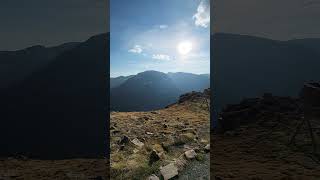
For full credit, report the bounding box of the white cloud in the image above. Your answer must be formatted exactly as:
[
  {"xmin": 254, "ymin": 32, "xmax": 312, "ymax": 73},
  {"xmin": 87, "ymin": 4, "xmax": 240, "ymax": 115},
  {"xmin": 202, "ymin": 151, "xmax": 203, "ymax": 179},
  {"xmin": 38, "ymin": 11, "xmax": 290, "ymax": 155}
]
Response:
[
  {"xmin": 193, "ymin": 0, "xmax": 210, "ymax": 28},
  {"xmin": 128, "ymin": 45, "xmax": 143, "ymax": 54},
  {"xmin": 159, "ymin": 25, "xmax": 168, "ymax": 29},
  {"xmin": 152, "ymin": 54, "xmax": 171, "ymax": 61}
]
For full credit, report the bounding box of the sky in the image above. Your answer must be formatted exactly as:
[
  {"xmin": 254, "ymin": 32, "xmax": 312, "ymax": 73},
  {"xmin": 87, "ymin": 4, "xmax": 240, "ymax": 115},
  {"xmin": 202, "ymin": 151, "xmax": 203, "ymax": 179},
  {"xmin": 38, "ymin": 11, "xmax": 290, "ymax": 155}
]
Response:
[
  {"xmin": 1, "ymin": 0, "xmax": 318, "ymax": 63},
  {"xmin": 212, "ymin": 0, "xmax": 320, "ymax": 40},
  {"xmin": 110, "ymin": 0, "xmax": 210, "ymax": 77},
  {"xmin": 0, "ymin": 0, "xmax": 108, "ymax": 50}
]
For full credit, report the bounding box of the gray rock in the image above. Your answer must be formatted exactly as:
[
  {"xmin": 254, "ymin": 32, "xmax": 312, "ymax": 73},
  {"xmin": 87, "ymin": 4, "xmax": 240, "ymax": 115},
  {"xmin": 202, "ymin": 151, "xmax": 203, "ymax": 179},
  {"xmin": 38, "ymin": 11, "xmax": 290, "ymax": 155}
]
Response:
[
  {"xmin": 131, "ymin": 138, "xmax": 144, "ymax": 148},
  {"xmin": 204, "ymin": 144, "xmax": 210, "ymax": 152},
  {"xmin": 162, "ymin": 136, "xmax": 175, "ymax": 151},
  {"xmin": 147, "ymin": 174, "xmax": 160, "ymax": 180},
  {"xmin": 185, "ymin": 149, "xmax": 197, "ymax": 159},
  {"xmin": 175, "ymin": 154, "xmax": 187, "ymax": 171},
  {"xmin": 160, "ymin": 163, "xmax": 179, "ymax": 180}
]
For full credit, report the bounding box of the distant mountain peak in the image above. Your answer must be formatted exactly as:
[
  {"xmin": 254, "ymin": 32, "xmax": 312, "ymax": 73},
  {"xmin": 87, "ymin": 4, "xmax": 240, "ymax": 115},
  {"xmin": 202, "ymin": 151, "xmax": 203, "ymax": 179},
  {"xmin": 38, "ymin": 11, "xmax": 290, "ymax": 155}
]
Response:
[
  {"xmin": 110, "ymin": 70, "xmax": 210, "ymax": 111},
  {"xmin": 137, "ymin": 70, "xmax": 165, "ymax": 75},
  {"xmin": 25, "ymin": 45, "xmax": 46, "ymax": 51}
]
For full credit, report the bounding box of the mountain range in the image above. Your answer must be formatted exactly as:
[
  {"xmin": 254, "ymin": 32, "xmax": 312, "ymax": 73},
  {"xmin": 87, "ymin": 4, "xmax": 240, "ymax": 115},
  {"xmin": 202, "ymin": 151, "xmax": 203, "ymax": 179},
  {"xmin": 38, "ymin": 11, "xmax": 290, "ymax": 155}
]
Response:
[
  {"xmin": 110, "ymin": 71, "xmax": 210, "ymax": 111},
  {"xmin": 1, "ymin": 32, "xmax": 320, "ymax": 157},
  {"xmin": 212, "ymin": 33, "xmax": 320, "ymax": 111},
  {"xmin": 0, "ymin": 34, "xmax": 108, "ymax": 159}
]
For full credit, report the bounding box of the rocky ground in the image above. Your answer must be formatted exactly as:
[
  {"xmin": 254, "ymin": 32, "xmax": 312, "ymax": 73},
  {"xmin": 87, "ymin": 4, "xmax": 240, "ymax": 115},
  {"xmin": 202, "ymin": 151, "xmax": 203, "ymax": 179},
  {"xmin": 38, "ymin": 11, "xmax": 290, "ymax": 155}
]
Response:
[
  {"xmin": 178, "ymin": 153, "xmax": 210, "ymax": 180},
  {"xmin": 0, "ymin": 158, "xmax": 108, "ymax": 179},
  {"xmin": 110, "ymin": 90, "xmax": 210, "ymax": 180},
  {"xmin": 3, "ymin": 88, "xmax": 320, "ymax": 180},
  {"xmin": 212, "ymin": 93, "xmax": 320, "ymax": 180}
]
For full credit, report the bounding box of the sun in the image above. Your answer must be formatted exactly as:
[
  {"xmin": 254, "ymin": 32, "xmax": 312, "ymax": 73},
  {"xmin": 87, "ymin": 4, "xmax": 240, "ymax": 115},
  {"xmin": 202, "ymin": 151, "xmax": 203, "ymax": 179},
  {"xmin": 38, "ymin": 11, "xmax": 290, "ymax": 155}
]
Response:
[{"xmin": 177, "ymin": 41, "xmax": 192, "ymax": 55}]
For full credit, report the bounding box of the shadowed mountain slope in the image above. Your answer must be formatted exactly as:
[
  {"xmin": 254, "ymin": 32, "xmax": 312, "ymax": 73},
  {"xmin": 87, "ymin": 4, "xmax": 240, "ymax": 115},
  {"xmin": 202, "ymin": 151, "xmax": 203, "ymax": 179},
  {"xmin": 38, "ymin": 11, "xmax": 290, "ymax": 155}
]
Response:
[
  {"xmin": 110, "ymin": 71, "xmax": 210, "ymax": 112},
  {"xmin": 111, "ymin": 71, "xmax": 182, "ymax": 111},
  {"xmin": 110, "ymin": 75, "xmax": 134, "ymax": 88},
  {"xmin": 0, "ymin": 33, "xmax": 109, "ymax": 159},
  {"xmin": 0, "ymin": 42, "xmax": 80, "ymax": 90},
  {"xmin": 212, "ymin": 33, "xmax": 320, "ymax": 111}
]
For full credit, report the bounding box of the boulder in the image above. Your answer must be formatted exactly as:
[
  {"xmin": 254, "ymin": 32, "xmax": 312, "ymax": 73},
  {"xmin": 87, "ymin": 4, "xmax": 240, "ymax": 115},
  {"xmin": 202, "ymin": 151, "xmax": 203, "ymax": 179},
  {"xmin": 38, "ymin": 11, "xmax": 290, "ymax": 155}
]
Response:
[
  {"xmin": 185, "ymin": 149, "xmax": 197, "ymax": 159},
  {"xmin": 162, "ymin": 136, "xmax": 175, "ymax": 151},
  {"xmin": 131, "ymin": 138, "xmax": 144, "ymax": 148},
  {"xmin": 160, "ymin": 163, "xmax": 179, "ymax": 180},
  {"xmin": 147, "ymin": 174, "xmax": 160, "ymax": 180},
  {"xmin": 176, "ymin": 133, "xmax": 195, "ymax": 144},
  {"xmin": 204, "ymin": 144, "xmax": 210, "ymax": 152}
]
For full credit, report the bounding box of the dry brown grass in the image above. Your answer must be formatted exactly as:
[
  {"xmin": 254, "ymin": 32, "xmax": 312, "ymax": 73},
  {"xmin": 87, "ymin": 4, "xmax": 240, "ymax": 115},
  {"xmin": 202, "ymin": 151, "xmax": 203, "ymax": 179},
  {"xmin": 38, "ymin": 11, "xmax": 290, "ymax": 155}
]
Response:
[
  {"xmin": 110, "ymin": 100, "xmax": 210, "ymax": 179},
  {"xmin": 0, "ymin": 158, "xmax": 108, "ymax": 179}
]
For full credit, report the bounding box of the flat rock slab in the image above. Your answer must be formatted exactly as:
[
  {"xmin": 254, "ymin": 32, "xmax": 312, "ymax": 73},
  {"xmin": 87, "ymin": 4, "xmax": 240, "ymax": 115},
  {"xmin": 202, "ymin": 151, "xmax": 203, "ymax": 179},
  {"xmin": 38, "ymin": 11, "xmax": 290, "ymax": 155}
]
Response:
[
  {"xmin": 131, "ymin": 138, "xmax": 144, "ymax": 148},
  {"xmin": 160, "ymin": 163, "xmax": 179, "ymax": 180}
]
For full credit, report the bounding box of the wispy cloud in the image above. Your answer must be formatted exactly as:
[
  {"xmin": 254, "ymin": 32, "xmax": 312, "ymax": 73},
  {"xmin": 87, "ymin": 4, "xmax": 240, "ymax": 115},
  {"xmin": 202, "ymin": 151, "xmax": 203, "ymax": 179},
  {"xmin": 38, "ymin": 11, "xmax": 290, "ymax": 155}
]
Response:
[
  {"xmin": 159, "ymin": 24, "xmax": 168, "ymax": 29},
  {"xmin": 128, "ymin": 45, "xmax": 143, "ymax": 54},
  {"xmin": 193, "ymin": 0, "xmax": 210, "ymax": 28},
  {"xmin": 152, "ymin": 54, "xmax": 171, "ymax": 61}
]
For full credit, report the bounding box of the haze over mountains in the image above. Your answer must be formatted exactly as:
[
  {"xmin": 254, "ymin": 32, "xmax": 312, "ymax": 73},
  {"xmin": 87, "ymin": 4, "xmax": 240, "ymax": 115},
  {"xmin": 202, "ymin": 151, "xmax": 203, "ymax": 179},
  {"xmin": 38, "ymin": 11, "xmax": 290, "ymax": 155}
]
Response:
[
  {"xmin": 110, "ymin": 71, "xmax": 210, "ymax": 111},
  {"xmin": 212, "ymin": 33, "xmax": 320, "ymax": 111}
]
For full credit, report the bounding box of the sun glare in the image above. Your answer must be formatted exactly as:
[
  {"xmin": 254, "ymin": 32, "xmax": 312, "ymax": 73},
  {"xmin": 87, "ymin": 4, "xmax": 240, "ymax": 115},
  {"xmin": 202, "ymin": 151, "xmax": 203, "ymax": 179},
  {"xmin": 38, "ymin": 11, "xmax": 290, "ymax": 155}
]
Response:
[{"xmin": 177, "ymin": 41, "xmax": 193, "ymax": 55}]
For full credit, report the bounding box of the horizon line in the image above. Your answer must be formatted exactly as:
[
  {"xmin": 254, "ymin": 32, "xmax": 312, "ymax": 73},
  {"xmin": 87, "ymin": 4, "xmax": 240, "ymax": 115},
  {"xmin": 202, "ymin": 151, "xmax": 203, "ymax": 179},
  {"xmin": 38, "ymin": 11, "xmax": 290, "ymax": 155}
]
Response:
[{"xmin": 110, "ymin": 70, "xmax": 210, "ymax": 78}]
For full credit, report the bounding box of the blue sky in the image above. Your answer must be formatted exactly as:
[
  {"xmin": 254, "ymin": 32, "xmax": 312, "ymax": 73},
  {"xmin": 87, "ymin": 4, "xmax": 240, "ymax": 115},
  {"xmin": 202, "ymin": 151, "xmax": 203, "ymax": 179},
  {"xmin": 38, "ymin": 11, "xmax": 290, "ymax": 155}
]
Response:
[{"xmin": 110, "ymin": 0, "xmax": 210, "ymax": 77}]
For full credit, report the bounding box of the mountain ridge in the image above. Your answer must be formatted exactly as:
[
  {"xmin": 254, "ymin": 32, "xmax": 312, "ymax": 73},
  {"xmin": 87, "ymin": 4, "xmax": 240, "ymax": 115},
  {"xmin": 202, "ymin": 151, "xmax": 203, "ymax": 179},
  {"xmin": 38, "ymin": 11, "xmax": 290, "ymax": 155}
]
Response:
[
  {"xmin": 110, "ymin": 70, "xmax": 210, "ymax": 111},
  {"xmin": 212, "ymin": 33, "xmax": 320, "ymax": 111},
  {"xmin": 0, "ymin": 33, "xmax": 109, "ymax": 159},
  {"xmin": 0, "ymin": 41, "xmax": 81, "ymax": 90}
]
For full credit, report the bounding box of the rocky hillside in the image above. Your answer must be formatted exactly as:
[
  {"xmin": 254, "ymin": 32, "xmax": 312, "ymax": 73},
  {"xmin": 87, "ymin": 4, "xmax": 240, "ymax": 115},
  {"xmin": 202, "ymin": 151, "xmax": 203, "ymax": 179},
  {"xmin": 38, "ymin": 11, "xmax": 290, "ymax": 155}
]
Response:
[
  {"xmin": 110, "ymin": 89, "xmax": 210, "ymax": 180},
  {"xmin": 213, "ymin": 88, "xmax": 320, "ymax": 179}
]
